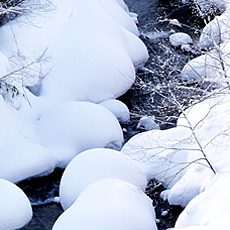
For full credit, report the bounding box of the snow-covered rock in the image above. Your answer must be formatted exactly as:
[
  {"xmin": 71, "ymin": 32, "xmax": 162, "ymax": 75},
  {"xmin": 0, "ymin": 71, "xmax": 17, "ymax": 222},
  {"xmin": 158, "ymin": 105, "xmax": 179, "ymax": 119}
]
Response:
[
  {"xmin": 59, "ymin": 148, "xmax": 147, "ymax": 210},
  {"xmin": 169, "ymin": 32, "xmax": 193, "ymax": 47},
  {"xmin": 121, "ymin": 126, "xmax": 192, "ymax": 187},
  {"xmin": 36, "ymin": 102, "xmax": 124, "ymax": 168},
  {"xmin": 169, "ymin": 19, "xmax": 182, "ymax": 28},
  {"xmin": 181, "ymin": 40, "xmax": 230, "ymax": 85},
  {"xmin": 100, "ymin": 99, "xmax": 130, "ymax": 124},
  {"xmin": 199, "ymin": 12, "xmax": 230, "ymax": 49},
  {"xmin": 0, "ymin": 179, "xmax": 32, "ymax": 229},
  {"xmin": 136, "ymin": 116, "xmax": 159, "ymax": 131},
  {"xmin": 53, "ymin": 179, "xmax": 157, "ymax": 230}
]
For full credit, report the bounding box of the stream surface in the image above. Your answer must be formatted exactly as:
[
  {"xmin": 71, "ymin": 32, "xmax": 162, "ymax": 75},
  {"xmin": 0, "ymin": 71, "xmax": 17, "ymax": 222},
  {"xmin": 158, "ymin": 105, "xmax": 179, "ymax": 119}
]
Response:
[{"xmin": 18, "ymin": 0, "xmax": 204, "ymax": 229}]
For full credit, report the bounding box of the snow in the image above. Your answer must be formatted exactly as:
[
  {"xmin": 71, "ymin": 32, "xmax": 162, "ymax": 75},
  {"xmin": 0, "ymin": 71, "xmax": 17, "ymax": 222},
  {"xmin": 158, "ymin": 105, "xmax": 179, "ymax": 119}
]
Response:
[
  {"xmin": 0, "ymin": 179, "xmax": 32, "ymax": 229},
  {"xmin": 59, "ymin": 148, "xmax": 147, "ymax": 210},
  {"xmin": 100, "ymin": 99, "xmax": 130, "ymax": 124},
  {"xmin": 36, "ymin": 101, "xmax": 124, "ymax": 168},
  {"xmin": 0, "ymin": 0, "xmax": 149, "ymax": 184},
  {"xmin": 169, "ymin": 19, "xmax": 182, "ymax": 28},
  {"xmin": 121, "ymin": 126, "xmax": 192, "ymax": 188},
  {"xmin": 0, "ymin": 0, "xmax": 148, "ymax": 106},
  {"xmin": 53, "ymin": 179, "xmax": 157, "ymax": 230},
  {"xmin": 123, "ymin": 92, "xmax": 230, "ymax": 228},
  {"xmin": 136, "ymin": 116, "xmax": 159, "ymax": 131},
  {"xmin": 169, "ymin": 32, "xmax": 193, "ymax": 47}
]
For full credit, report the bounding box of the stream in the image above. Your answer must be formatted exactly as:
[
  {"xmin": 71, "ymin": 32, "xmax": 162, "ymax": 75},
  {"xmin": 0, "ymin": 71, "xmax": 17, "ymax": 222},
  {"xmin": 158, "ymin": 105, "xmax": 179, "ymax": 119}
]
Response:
[{"xmin": 18, "ymin": 0, "xmax": 208, "ymax": 229}]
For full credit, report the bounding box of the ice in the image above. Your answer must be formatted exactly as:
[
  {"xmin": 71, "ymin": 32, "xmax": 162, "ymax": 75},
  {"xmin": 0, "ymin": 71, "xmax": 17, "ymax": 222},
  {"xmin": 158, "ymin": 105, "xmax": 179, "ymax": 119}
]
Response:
[
  {"xmin": 53, "ymin": 179, "xmax": 157, "ymax": 230},
  {"xmin": 0, "ymin": 179, "xmax": 32, "ymax": 229},
  {"xmin": 59, "ymin": 148, "xmax": 147, "ymax": 210}
]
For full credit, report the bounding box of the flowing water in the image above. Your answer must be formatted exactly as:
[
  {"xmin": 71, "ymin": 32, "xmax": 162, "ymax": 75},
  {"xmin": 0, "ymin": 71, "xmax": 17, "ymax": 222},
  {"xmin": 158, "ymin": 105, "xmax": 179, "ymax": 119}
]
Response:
[{"xmin": 18, "ymin": 0, "xmax": 207, "ymax": 229}]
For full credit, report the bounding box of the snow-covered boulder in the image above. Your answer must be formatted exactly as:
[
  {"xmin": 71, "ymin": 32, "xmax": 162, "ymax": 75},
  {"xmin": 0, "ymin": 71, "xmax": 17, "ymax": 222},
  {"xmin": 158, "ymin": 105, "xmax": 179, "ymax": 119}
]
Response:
[
  {"xmin": 59, "ymin": 148, "xmax": 147, "ymax": 210},
  {"xmin": 0, "ymin": 179, "xmax": 32, "ymax": 229},
  {"xmin": 100, "ymin": 99, "xmax": 130, "ymax": 124},
  {"xmin": 136, "ymin": 116, "xmax": 159, "ymax": 131},
  {"xmin": 181, "ymin": 40, "xmax": 230, "ymax": 85},
  {"xmin": 53, "ymin": 179, "xmax": 157, "ymax": 230},
  {"xmin": 169, "ymin": 32, "xmax": 193, "ymax": 47},
  {"xmin": 121, "ymin": 127, "xmax": 192, "ymax": 187},
  {"xmin": 36, "ymin": 102, "xmax": 124, "ymax": 167}
]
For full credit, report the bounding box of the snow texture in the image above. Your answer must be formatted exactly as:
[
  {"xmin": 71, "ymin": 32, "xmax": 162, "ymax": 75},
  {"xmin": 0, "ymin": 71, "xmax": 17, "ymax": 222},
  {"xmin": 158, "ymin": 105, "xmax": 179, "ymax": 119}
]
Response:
[
  {"xmin": 0, "ymin": 179, "xmax": 32, "ymax": 229},
  {"xmin": 53, "ymin": 179, "xmax": 157, "ymax": 230}
]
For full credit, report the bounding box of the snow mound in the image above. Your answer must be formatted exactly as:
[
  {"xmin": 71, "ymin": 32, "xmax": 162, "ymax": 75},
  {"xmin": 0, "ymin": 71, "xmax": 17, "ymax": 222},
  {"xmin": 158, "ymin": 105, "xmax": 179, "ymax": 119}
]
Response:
[
  {"xmin": 59, "ymin": 148, "xmax": 147, "ymax": 210},
  {"xmin": 36, "ymin": 101, "xmax": 124, "ymax": 168},
  {"xmin": 181, "ymin": 41, "xmax": 230, "ymax": 85},
  {"xmin": 0, "ymin": 179, "xmax": 32, "ymax": 229},
  {"xmin": 0, "ymin": 0, "xmax": 148, "ymax": 106},
  {"xmin": 53, "ymin": 179, "xmax": 157, "ymax": 230},
  {"xmin": 100, "ymin": 99, "xmax": 130, "ymax": 124},
  {"xmin": 136, "ymin": 116, "xmax": 159, "ymax": 131},
  {"xmin": 169, "ymin": 32, "xmax": 193, "ymax": 47},
  {"xmin": 121, "ymin": 127, "xmax": 192, "ymax": 187}
]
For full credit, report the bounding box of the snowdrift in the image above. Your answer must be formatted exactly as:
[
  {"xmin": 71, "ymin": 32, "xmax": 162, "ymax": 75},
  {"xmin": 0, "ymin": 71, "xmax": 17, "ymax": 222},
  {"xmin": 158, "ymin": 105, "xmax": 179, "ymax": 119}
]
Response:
[{"xmin": 53, "ymin": 179, "xmax": 157, "ymax": 230}]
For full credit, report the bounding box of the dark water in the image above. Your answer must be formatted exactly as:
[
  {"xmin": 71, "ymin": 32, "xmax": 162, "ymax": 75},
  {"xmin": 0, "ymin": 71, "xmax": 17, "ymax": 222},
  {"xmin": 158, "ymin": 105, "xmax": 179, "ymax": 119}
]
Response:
[{"xmin": 18, "ymin": 0, "xmax": 208, "ymax": 229}]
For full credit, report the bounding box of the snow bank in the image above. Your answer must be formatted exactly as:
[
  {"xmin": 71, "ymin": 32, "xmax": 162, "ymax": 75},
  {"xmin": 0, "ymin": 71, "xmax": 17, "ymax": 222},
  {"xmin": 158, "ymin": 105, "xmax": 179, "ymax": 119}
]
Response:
[
  {"xmin": 53, "ymin": 179, "xmax": 157, "ymax": 230},
  {"xmin": 174, "ymin": 174, "xmax": 230, "ymax": 230},
  {"xmin": 59, "ymin": 148, "xmax": 147, "ymax": 210},
  {"xmin": 0, "ymin": 179, "xmax": 32, "ymax": 229},
  {"xmin": 36, "ymin": 102, "xmax": 124, "ymax": 168},
  {"xmin": 0, "ymin": 0, "xmax": 148, "ymax": 106},
  {"xmin": 100, "ymin": 99, "xmax": 130, "ymax": 124},
  {"xmin": 122, "ymin": 93, "xmax": 230, "ymax": 208}
]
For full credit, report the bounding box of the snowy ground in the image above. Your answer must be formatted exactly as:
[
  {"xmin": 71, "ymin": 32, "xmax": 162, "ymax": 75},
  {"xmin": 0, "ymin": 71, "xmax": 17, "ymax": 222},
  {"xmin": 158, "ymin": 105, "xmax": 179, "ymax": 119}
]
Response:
[{"xmin": 1, "ymin": 0, "xmax": 230, "ymax": 229}]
